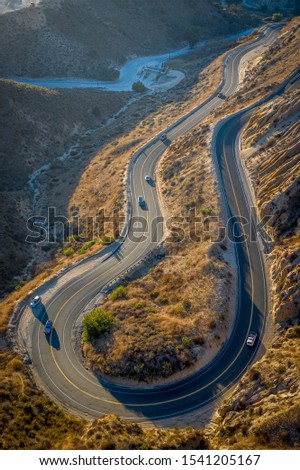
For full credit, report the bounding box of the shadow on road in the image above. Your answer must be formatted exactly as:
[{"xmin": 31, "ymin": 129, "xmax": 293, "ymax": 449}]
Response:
[
  {"xmin": 31, "ymin": 304, "xmax": 48, "ymax": 325},
  {"xmin": 46, "ymin": 328, "xmax": 61, "ymax": 350},
  {"xmin": 148, "ymin": 179, "xmax": 156, "ymax": 188}
]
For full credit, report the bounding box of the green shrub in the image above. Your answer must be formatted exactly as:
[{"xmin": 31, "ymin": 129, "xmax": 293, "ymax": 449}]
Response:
[
  {"xmin": 110, "ymin": 285, "xmax": 128, "ymax": 301},
  {"xmin": 102, "ymin": 235, "xmax": 115, "ymax": 244},
  {"xmin": 272, "ymin": 13, "xmax": 282, "ymax": 22},
  {"xmin": 183, "ymin": 201, "xmax": 195, "ymax": 209},
  {"xmin": 81, "ymin": 240, "xmax": 96, "ymax": 251},
  {"xmin": 78, "ymin": 240, "xmax": 96, "ymax": 255},
  {"xmin": 83, "ymin": 308, "xmax": 115, "ymax": 342},
  {"xmin": 174, "ymin": 304, "xmax": 185, "ymax": 315},
  {"xmin": 68, "ymin": 234, "xmax": 80, "ymax": 241},
  {"xmin": 182, "ymin": 336, "xmax": 192, "ymax": 347},
  {"xmin": 150, "ymin": 291, "xmax": 159, "ymax": 299},
  {"xmin": 202, "ymin": 207, "xmax": 213, "ymax": 215},
  {"xmin": 134, "ymin": 303, "xmax": 144, "ymax": 310},
  {"xmin": 132, "ymin": 81, "xmax": 148, "ymax": 93},
  {"xmin": 64, "ymin": 247, "xmax": 74, "ymax": 256},
  {"xmin": 160, "ymin": 297, "xmax": 169, "ymax": 305}
]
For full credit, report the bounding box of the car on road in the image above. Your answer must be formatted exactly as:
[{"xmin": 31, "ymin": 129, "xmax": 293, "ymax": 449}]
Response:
[
  {"xmin": 137, "ymin": 195, "xmax": 145, "ymax": 205},
  {"xmin": 218, "ymin": 92, "xmax": 226, "ymax": 99},
  {"xmin": 246, "ymin": 332, "xmax": 257, "ymax": 347},
  {"xmin": 160, "ymin": 133, "xmax": 167, "ymax": 142},
  {"xmin": 30, "ymin": 295, "xmax": 41, "ymax": 308},
  {"xmin": 145, "ymin": 175, "xmax": 151, "ymax": 182},
  {"xmin": 44, "ymin": 320, "xmax": 53, "ymax": 335}
]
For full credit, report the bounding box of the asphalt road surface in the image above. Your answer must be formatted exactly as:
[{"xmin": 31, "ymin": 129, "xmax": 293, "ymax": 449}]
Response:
[{"xmin": 27, "ymin": 25, "xmax": 281, "ymax": 422}]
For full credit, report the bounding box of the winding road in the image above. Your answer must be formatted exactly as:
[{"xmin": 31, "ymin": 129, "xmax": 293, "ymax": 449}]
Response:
[{"xmin": 23, "ymin": 25, "xmax": 282, "ymax": 422}]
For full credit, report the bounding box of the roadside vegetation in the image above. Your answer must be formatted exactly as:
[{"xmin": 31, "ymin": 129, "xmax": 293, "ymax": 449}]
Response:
[
  {"xmin": 0, "ymin": 349, "xmax": 209, "ymax": 450},
  {"xmin": 208, "ymin": 19, "xmax": 300, "ymax": 449},
  {"xmin": 132, "ymin": 81, "xmax": 148, "ymax": 93},
  {"xmin": 0, "ymin": 12, "xmax": 299, "ymax": 450},
  {"xmin": 83, "ymin": 120, "xmax": 235, "ymax": 383},
  {"xmin": 83, "ymin": 309, "xmax": 115, "ymax": 343}
]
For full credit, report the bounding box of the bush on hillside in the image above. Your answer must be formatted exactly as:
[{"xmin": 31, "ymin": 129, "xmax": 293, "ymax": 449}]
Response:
[
  {"xmin": 83, "ymin": 308, "xmax": 115, "ymax": 342},
  {"xmin": 132, "ymin": 81, "xmax": 147, "ymax": 93}
]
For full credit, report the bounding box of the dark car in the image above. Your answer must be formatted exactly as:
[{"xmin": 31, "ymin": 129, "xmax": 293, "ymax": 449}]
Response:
[
  {"xmin": 44, "ymin": 320, "xmax": 53, "ymax": 335},
  {"xmin": 138, "ymin": 195, "xmax": 145, "ymax": 205}
]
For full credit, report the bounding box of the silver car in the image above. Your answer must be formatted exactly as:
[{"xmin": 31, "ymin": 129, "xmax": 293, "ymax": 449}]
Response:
[
  {"xmin": 246, "ymin": 332, "xmax": 257, "ymax": 347},
  {"xmin": 30, "ymin": 295, "xmax": 41, "ymax": 308}
]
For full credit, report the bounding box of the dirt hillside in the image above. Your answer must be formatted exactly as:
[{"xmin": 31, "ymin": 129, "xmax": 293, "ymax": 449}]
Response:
[{"xmin": 0, "ymin": 0, "xmax": 258, "ymax": 79}]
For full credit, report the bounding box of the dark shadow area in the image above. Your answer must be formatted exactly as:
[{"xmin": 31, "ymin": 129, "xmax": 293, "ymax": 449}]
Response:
[
  {"xmin": 148, "ymin": 179, "xmax": 156, "ymax": 188},
  {"xmin": 0, "ymin": 31, "xmax": 254, "ymax": 294},
  {"xmin": 140, "ymin": 202, "xmax": 148, "ymax": 211},
  {"xmin": 46, "ymin": 328, "xmax": 60, "ymax": 350},
  {"xmin": 31, "ymin": 304, "xmax": 48, "ymax": 325},
  {"xmin": 160, "ymin": 138, "xmax": 171, "ymax": 146},
  {"xmin": 113, "ymin": 247, "xmax": 124, "ymax": 261}
]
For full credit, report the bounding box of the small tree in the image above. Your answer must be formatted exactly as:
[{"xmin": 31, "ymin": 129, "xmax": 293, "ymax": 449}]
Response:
[
  {"xmin": 132, "ymin": 81, "xmax": 147, "ymax": 93},
  {"xmin": 272, "ymin": 12, "xmax": 283, "ymax": 22},
  {"xmin": 83, "ymin": 308, "xmax": 115, "ymax": 342},
  {"xmin": 110, "ymin": 285, "xmax": 128, "ymax": 301}
]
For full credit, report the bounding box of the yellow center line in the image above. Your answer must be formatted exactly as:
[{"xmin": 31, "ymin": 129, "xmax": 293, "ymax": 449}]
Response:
[
  {"xmin": 47, "ymin": 29, "xmax": 276, "ymax": 407},
  {"xmin": 48, "ymin": 122, "xmax": 256, "ymax": 408}
]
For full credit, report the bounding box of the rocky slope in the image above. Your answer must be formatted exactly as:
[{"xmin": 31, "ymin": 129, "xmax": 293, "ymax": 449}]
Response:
[
  {"xmin": 83, "ymin": 121, "xmax": 236, "ymax": 383},
  {"xmin": 0, "ymin": 79, "xmax": 129, "ymax": 294},
  {"xmin": 243, "ymin": 89, "xmax": 300, "ymax": 323},
  {"xmin": 0, "ymin": 0, "xmax": 258, "ymax": 79},
  {"xmin": 210, "ymin": 62, "xmax": 300, "ymax": 449}
]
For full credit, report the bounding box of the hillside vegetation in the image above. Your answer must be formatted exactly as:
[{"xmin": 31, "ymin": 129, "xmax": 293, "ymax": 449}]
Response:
[
  {"xmin": 0, "ymin": 349, "xmax": 209, "ymax": 450},
  {"xmin": 208, "ymin": 19, "xmax": 300, "ymax": 449},
  {"xmin": 0, "ymin": 80, "xmax": 129, "ymax": 295},
  {"xmin": 0, "ymin": 10, "xmax": 299, "ymax": 450},
  {"xmin": 211, "ymin": 88, "xmax": 300, "ymax": 450},
  {"xmin": 0, "ymin": 0, "xmax": 259, "ymax": 79},
  {"xmin": 0, "ymin": 29, "xmax": 238, "ymax": 310},
  {"xmin": 83, "ymin": 121, "xmax": 236, "ymax": 383}
]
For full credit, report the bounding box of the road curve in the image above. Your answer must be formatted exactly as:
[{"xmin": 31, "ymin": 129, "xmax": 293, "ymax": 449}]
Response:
[{"xmin": 26, "ymin": 26, "xmax": 280, "ymax": 422}]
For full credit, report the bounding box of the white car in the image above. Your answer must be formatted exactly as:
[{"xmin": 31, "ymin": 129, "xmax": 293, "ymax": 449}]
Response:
[
  {"xmin": 145, "ymin": 175, "xmax": 151, "ymax": 182},
  {"xmin": 30, "ymin": 295, "xmax": 41, "ymax": 308},
  {"xmin": 44, "ymin": 320, "xmax": 53, "ymax": 335},
  {"xmin": 137, "ymin": 195, "xmax": 145, "ymax": 205},
  {"xmin": 246, "ymin": 332, "xmax": 257, "ymax": 347}
]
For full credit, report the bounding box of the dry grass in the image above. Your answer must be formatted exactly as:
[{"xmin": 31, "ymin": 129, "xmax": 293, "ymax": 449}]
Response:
[
  {"xmin": 212, "ymin": 329, "xmax": 300, "ymax": 449},
  {"xmin": 0, "ymin": 0, "xmax": 257, "ymax": 79},
  {"xmin": 0, "ymin": 348, "xmax": 209, "ymax": 450},
  {"xmin": 0, "ymin": 35, "xmax": 231, "ymax": 333},
  {"xmin": 207, "ymin": 20, "xmax": 300, "ymax": 450},
  {"xmin": 83, "ymin": 120, "xmax": 235, "ymax": 382},
  {"xmin": 213, "ymin": 18, "xmax": 300, "ymax": 120},
  {"xmin": 241, "ymin": 88, "xmax": 300, "ymax": 323}
]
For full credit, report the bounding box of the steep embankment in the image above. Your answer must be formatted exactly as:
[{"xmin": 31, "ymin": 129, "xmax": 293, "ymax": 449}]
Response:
[
  {"xmin": 0, "ymin": 80, "xmax": 129, "ymax": 294},
  {"xmin": 0, "ymin": 0, "xmax": 258, "ymax": 79},
  {"xmin": 209, "ymin": 22, "xmax": 300, "ymax": 448},
  {"xmin": 83, "ymin": 121, "xmax": 236, "ymax": 383}
]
